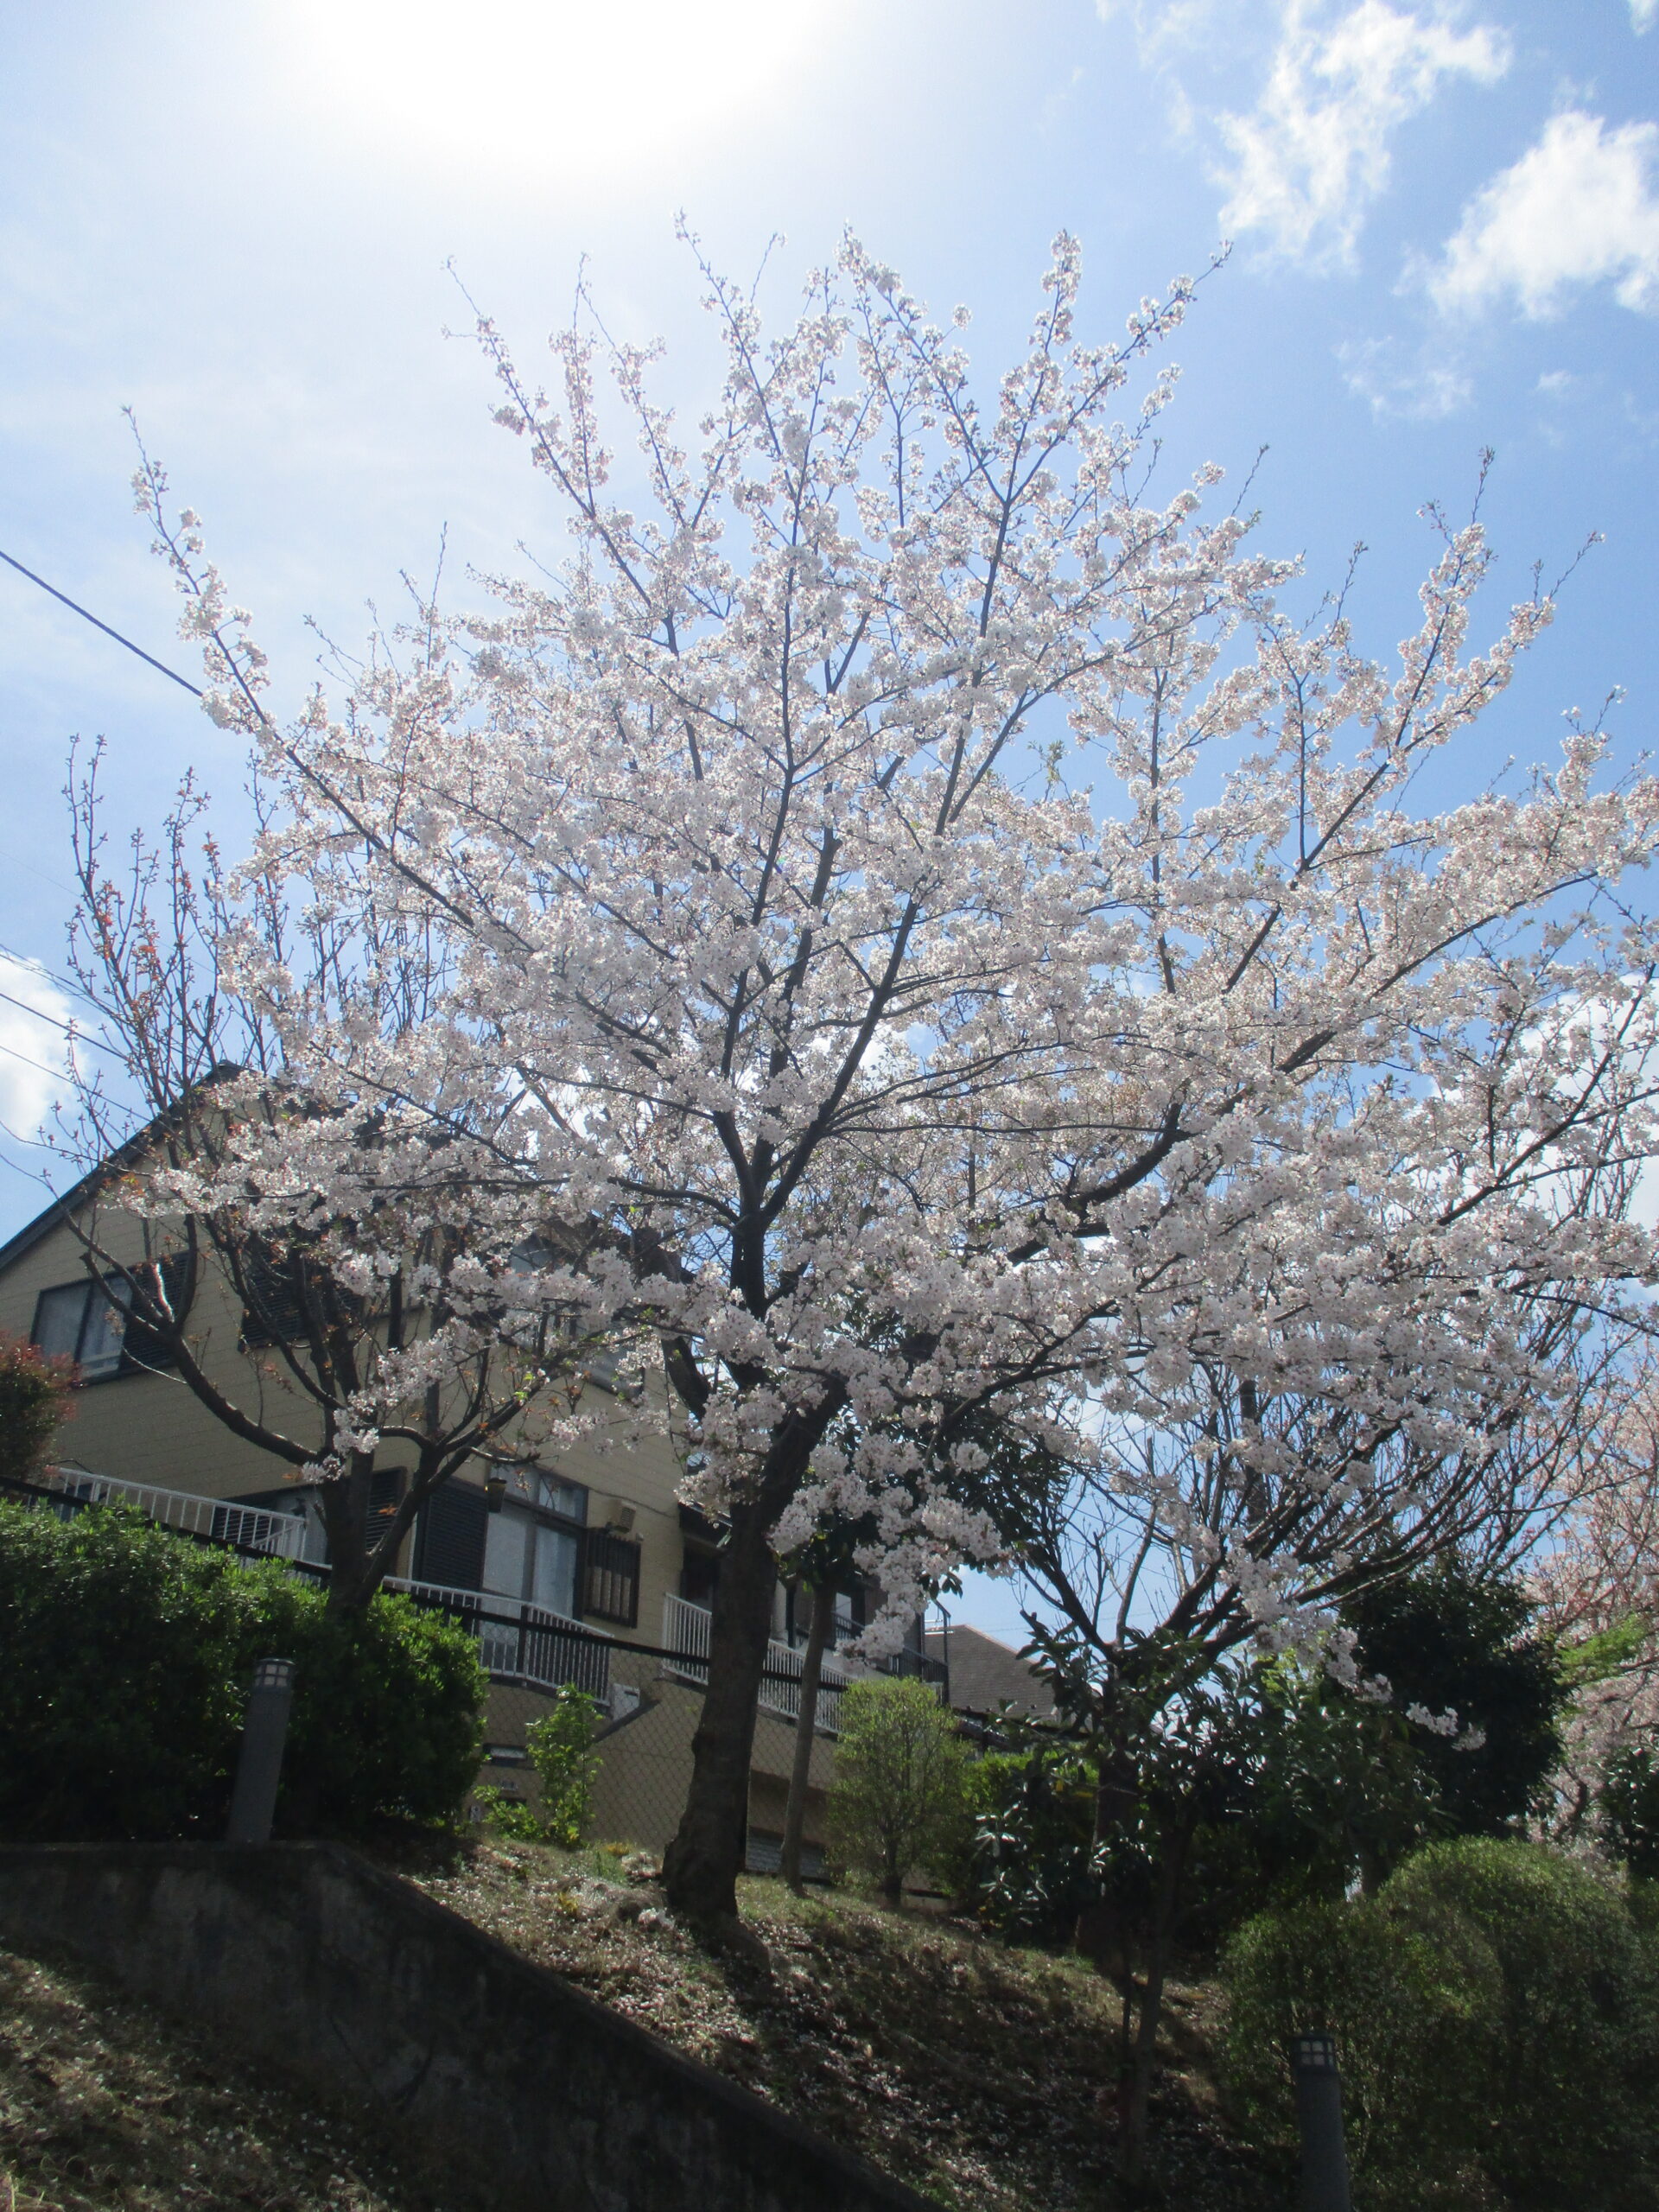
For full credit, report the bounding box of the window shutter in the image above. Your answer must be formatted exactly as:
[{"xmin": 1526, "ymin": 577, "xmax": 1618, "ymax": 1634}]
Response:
[
  {"xmin": 239, "ymin": 1244, "xmax": 308, "ymax": 1348},
  {"xmin": 583, "ymin": 1530, "xmax": 641, "ymax": 1627},
  {"xmin": 413, "ymin": 1480, "xmax": 487, "ymax": 1592}
]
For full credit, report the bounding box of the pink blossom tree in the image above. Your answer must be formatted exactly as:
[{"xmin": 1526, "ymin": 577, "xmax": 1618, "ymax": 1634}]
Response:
[{"xmin": 130, "ymin": 233, "xmax": 1659, "ymax": 1922}]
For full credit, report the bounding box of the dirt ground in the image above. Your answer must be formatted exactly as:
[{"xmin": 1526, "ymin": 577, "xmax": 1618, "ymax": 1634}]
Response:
[{"xmin": 0, "ymin": 1946, "xmax": 452, "ymax": 2212}]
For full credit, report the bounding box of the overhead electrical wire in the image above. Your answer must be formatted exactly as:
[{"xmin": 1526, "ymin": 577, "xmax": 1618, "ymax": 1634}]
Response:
[
  {"xmin": 0, "ymin": 548, "xmax": 205, "ymax": 699},
  {"xmin": 0, "ymin": 1038, "xmax": 73, "ymax": 1084},
  {"xmin": 0, "ymin": 988, "xmax": 124, "ymax": 1060}
]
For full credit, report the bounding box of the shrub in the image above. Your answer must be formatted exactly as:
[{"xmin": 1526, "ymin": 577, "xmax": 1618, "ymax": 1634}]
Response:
[
  {"xmin": 476, "ymin": 1686, "xmax": 602, "ymax": 1847},
  {"xmin": 1220, "ymin": 1893, "xmax": 1500, "ymax": 2207},
  {"xmin": 961, "ymin": 1745, "xmax": 1097, "ymax": 1941},
  {"xmin": 826, "ymin": 1675, "xmax": 972, "ymax": 1902},
  {"xmin": 0, "ymin": 1498, "xmax": 485, "ymax": 1840},
  {"xmin": 0, "ymin": 1331, "xmax": 73, "ymax": 1486},
  {"xmin": 1386, "ymin": 1837, "xmax": 1659, "ymax": 2209},
  {"xmin": 1220, "ymin": 1838, "xmax": 1659, "ymax": 2211}
]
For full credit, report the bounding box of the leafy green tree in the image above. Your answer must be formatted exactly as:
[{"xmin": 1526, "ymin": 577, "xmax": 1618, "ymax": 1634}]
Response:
[
  {"xmin": 1344, "ymin": 1560, "xmax": 1567, "ymax": 1836},
  {"xmin": 827, "ymin": 1676, "xmax": 971, "ymax": 1903},
  {"xmin": 1601, "ymin": 1744, "xmax": 1659, "ymax": 1883},
  {"xmin": 475, "ymin": 1689, "xmax": 601, "ymax": 1846},
  {"xmin": 963, "ymin": 1743, "xmax": 1098, "ymax": 1942},
  {"xmin": 1185, "ymin": 1659, "xmax": 1434, "ymax": 1927},
  {"xmin": 525, "ymin": 1687, "xmax": 602, "ymax": 1846}
]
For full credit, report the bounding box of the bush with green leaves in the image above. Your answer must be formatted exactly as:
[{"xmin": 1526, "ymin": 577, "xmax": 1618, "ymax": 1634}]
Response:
[
  {"xmin": 826, "ymin": 1675, "xmax": 972, "ymax": 1901},
  {"xmin": 0, "ymin": 1499, "xmax": 485, "ymax": 1840},
  {"xmin": 1603, "ymin": 1744, "xmax": 1659, "ymax": 1883},
  {"xmin": 961, "ymin": 1744, "xmax": 1097, "ymax": 1941},
  {"xmin": 1343, "ymin": 1561, "xmax": 1567, "ymax": 1839},
  {"xmin": 1221, "ymin": 1837, "xmax": 1659, "ymax": 2211},
  {"xmin": 0, "ymin": 1331, "xmax": 73, "ymax": 1487},
  {"xmin": 477, "ymin": 1685, "xmax": 602, "ymax": 1846}
]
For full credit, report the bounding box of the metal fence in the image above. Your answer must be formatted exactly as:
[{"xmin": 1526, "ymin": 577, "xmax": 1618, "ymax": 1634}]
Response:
[
  {"xmin": 385, "ymin": 1573, "xmax": 613, "ymax": 1703},
  {"xmin": 34, "ymin": 1464, "xmax": 314, "ymax": 1560}
]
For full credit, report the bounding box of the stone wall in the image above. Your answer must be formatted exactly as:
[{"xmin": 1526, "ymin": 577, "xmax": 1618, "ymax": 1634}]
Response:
[{"xmin": 0, "ymin": 1842, "xmax": 936, "ymax": 2212}]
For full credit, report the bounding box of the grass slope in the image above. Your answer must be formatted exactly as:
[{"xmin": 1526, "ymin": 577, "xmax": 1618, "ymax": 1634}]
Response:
[{"xmin": 402, "ymin": 1837, "xmax": 1278, "ymax": 2212}]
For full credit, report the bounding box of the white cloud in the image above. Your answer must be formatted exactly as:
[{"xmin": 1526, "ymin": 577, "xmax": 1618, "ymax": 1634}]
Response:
[
  {"xmin": 0, "ymin": 956, "xmax": 72, "ymax": 1143},
  {"xmin": 1215, "ymin": 3, "xmax": 1510, "ymax": 269},
  {"xmin": 1338, "ymin": 334, "xmax": 1471, "ymax": 417},
  {"xmin": 1632, "ymin": 0, "xmax": 1658, "ymax": 34},
  {"xmin": 1429, "ymin": 111, "xmax": 1659, "ymax": 317}
]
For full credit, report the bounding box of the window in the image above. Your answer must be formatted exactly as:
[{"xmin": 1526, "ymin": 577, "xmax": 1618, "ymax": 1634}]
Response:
[
  {"xmin": 583, "ymin": 1529, "xmax": 641, "ymax": 1628},
  {"xmin": 31, "ymin": 1260, "xmax": 187, "ymax": 1382},
  {"xmin": 680, "ymin": 1548, "xmax": 719, "ymax": 1611},
  {"xmin": 484, "ymin": 1507, "xmax": 581, "ymax": 1619},
  {"xmin": 480, "ymin": 1470, "xmax": 589, "ymax": 1622}
]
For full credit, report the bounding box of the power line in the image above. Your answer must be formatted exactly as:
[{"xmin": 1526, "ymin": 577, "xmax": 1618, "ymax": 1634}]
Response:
[
  {"xmin": 0, "ymin": 548, "xmax": 204, "ymax": 699},
  {"xmin": 0, "ymin": 988, "xmax": 124, "ymax": 1060},
  {"xmin": 0, "ymin": 945, "xmax": 99, "ymax": 1011},
  {"xmin": 0, "ymin": 1039, "xmax": 69, "ymax": 1084}
]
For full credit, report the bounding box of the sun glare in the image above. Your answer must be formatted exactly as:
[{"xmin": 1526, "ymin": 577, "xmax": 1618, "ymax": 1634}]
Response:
[{"xmin": 287, "ymin": 0, "xmax": 836, "ymax": 185}]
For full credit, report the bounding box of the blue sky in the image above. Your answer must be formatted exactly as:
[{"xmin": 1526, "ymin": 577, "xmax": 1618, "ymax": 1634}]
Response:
[{"xmin": 0, "ymin": 0, "xmax": 1655, "ymax": 1643}]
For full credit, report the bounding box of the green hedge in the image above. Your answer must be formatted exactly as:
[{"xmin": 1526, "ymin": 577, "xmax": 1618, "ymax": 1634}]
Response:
[
  {"xmin": 1220, "ymin": 1837, "xmax": 1659, "ymax": 2210},
  {"xmin": 0, "ymin": 1499, "xmax": 485, "ymax": 1840}
]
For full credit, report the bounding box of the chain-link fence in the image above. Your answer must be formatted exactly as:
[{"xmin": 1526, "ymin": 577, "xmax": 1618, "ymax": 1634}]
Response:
[{"xmin": 474, "ymin": 1642, "xmax": 841, "ymax": 1870}]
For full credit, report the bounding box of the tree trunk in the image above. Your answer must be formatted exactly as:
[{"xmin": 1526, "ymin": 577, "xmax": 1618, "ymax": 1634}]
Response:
[
  {"xmin": 320, "ymin": 1455, "xmax": 376, "ymax": 1614},
  {"xmin": 780, "ymin": 1584, "xmax": 831, "ymax": 1893},
  {"xmin": 1121, "ymin": 1827, "xmax": 1190, "ymax": 2185},
  {"xmin": 1122, "ymin": 1924, "xmax": 1169, "ymax": 2181},
  {"xmin": 662, "ymin": 1503, "xmax": 778, "ymax": 1923}
]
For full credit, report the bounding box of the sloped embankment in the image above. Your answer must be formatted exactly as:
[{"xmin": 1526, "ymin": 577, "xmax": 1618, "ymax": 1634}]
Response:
[{"xmin": 404, "ymin": 1839, "xmax": 1278, "ymax": 2212}]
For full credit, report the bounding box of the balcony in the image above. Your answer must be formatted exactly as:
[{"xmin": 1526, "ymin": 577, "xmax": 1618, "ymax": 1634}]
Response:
[
  {"xmin": 663, "ymin": 1591, "xmax": 855, "ymax": 1732},
  {"xmin": 385, "ymin": 1575, "xmax": 611, "ymax": 1703},
  {"xmin": 28, "ymin": 1464, "xmax": 612, "ymax": 1707}
]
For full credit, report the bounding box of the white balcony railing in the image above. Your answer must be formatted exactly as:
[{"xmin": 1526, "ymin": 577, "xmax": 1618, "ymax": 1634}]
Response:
[
  {"xmin": 31, "ymin": 1465, "xmax": 611, "ymax": 1705},
  {"xmin": 37, "ymin": 1465, "xmax": 313, "ymax": 1560},
  {"xmin": 662, "ymin": 1591, "xmax": 855, "ymax": 1735},
  {"xmin": 384, "ymin": 1576, "xmax": 612, "ymax": 1703}
]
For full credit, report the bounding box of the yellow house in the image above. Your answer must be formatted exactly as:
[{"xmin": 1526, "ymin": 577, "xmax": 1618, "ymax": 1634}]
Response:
[{"xmin": 0, "ymin": 1176, "xmax": 949, "ymax": 1867}]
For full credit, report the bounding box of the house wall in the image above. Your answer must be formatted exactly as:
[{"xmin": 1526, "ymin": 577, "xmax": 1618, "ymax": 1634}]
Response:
[
  {"xmin": 0, "ymin": 1207, "xmax": 313, "ymax": 1501},
  {"xmin": 0, "ymin": 1203, "xmax": 692, "ymax": 1622}
]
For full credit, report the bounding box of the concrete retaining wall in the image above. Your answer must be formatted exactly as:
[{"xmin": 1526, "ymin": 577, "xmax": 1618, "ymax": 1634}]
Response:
[{"xmin": 0, "ymin": 1842, "xmax": 937, "ymax": 2212}]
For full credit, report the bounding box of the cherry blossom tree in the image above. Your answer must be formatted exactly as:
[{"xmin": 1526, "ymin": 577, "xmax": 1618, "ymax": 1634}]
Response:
[
  {"xmin": 129, "ymin": 232, "xmax": 1659, "ymax": 1922},
  {"xmin": 982, "ymin": 1292, "xmax": 1642, "ymax": 2175}
]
